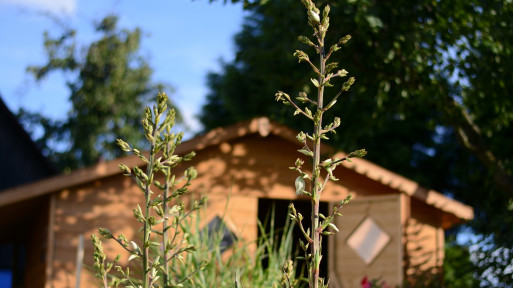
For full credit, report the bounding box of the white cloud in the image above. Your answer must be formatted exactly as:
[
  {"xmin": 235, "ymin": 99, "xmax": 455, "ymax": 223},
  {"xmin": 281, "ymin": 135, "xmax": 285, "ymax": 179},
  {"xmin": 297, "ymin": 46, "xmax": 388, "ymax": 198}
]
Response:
[{"xmin": 0, "ymin": 0, "xmax": 76, "ymax": 15}]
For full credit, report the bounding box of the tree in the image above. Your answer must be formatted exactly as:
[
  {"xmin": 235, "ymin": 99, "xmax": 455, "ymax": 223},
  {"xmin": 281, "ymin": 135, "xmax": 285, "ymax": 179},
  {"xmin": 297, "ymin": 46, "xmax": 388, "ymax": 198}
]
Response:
[
  {"xmin": 19, "ymin": 15, "xmax": 176, "ymax": 172},
  {"xmin": 202, "ymin": 0, "xmax": 513, "ymax": 284},
  {"xmin": 443, "ymin": 236, "xmax": 480, "ymax": 288}
]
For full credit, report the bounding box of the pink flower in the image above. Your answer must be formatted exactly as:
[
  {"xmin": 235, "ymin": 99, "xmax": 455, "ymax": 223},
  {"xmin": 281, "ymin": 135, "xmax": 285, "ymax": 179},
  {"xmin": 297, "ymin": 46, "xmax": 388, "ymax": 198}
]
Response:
[{"xmin": 361, "ymin": 276, "xmax": 371, "ymax": 288}]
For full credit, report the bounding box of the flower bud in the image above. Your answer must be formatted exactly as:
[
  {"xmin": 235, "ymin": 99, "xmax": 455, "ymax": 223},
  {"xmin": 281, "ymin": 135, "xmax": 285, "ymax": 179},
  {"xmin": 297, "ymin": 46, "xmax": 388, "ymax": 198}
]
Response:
[
  {"xmin": 308, "ymin": 10, "xmax": 320, "ymax": 25},
  {"xmin": 295, "ymin": 176, "xmax": 306, "ymax": 196},
  {"xmin": 98, "ymin": 228, "xmax": 113, "ymax": 239}
]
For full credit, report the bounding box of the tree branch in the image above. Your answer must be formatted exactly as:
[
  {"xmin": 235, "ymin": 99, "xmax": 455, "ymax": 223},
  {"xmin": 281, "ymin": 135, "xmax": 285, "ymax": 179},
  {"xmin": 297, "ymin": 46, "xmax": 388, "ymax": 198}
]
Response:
[{"xmin": 443, "ymin": 96, "xmax": 513, "ymax": 198}]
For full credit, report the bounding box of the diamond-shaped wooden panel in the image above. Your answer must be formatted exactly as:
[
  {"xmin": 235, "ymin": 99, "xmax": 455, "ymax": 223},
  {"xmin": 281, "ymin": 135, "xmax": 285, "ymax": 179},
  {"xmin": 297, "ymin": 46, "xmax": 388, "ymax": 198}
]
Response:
[{"xmin": 346, "ymin": 217, "xmax": 391, "ymax": 264}]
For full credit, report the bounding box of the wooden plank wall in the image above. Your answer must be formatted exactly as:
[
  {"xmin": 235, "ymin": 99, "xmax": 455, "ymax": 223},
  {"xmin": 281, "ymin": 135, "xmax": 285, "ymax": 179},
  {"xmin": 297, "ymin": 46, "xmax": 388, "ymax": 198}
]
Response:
[
  {"xmin": 48, "ymin": 174, "xmax": 142, "ymax": 287},
  {"xmin": 330, "ymin": 194, "xmax": 403, "ymax": 287},
  {"xmin": 404, "ymin": 199, "xmax": 444, "ymax": 285}
]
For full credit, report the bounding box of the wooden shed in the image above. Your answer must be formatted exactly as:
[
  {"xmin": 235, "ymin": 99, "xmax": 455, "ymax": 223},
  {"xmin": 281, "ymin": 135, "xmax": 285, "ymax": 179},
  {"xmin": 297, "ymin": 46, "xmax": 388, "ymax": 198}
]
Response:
[
  {"xmin": 0, "ymin": 96, "xmax": 57, "ymax": 287},
  {"xmin": 0, "ymin": 117, "xmax": 473, "ymax": 288}
]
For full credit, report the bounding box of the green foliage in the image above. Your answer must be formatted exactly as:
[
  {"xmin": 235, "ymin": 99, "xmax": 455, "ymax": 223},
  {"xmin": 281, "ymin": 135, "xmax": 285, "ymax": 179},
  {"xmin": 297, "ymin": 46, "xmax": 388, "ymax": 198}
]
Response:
[
  {"xmin": 92, "ymin": 92, "xmax": 203, "ymax": 288},
  {"xmin": 200, "ymin": 0, "xmax": 513, "ymax": 284},
  {"xmin": 443, "ymin": 237, "xmax": 480, "ymax": 288},
  {"xmin": 167, "ymin": 207, "xmax": 304, "ymax": 288},
  {"xmin": 276, "ymin": 1, "xmax": 365, "ymax": 287},
  {"xmin": 19, "ymin": 15, "xmax": 176, "ymax": 172}
]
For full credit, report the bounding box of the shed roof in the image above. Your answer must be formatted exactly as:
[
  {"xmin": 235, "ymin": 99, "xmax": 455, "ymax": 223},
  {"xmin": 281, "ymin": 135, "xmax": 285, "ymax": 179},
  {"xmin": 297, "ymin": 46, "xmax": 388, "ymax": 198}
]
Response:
[
  {"xmin": 0, "ymin": 117, "xmax": 473, "ymax": 224},
  {"xmin": 0, "ymin": 95, "xmax": 57, "ymax": 189}
]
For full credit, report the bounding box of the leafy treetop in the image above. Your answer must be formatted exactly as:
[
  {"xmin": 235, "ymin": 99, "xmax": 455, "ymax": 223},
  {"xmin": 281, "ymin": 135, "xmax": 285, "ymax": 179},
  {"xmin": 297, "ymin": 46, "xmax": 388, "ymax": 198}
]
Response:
[{"xmin": 19, "ymin": 15, "xmax": 178, "ymax": 172}]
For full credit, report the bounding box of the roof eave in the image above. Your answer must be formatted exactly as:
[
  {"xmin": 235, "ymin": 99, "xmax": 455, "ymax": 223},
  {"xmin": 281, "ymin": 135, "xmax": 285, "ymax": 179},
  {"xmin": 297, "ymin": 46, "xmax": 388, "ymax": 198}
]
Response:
[
  {"xmin": 336, "ymin": 152, "xmax": 474, "ymax": 222},
  {"xmin": 0, "ymin": 117, "xmax": 474, "ymax": 228}
]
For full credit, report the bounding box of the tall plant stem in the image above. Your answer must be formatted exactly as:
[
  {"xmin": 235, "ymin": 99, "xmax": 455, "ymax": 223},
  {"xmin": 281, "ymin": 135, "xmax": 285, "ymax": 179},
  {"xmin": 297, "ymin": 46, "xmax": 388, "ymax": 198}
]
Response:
[
  {"xmin": 311, "ymin": 32, "xmax": 326, "ymax": 288},
  {"xmin": 94, "ymin": 93, "xmax": 204, "ymax": 287},
  {"xmin": 162, "ymin": 169, "xmax": 172, "ymax": 286},
  {"xmin": 143, "ymin": 127, "xmax": 158, "ymax": 288},
  {"xmin": 276, "ymin": 3, "xmax": 362, "ymax": 287}
]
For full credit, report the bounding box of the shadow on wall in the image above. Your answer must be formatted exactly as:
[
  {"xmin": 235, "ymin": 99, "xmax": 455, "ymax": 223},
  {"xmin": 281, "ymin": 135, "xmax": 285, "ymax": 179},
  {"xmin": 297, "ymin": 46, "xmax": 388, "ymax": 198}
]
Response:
[
  {"xmin": 50, "ymin": 175, "xmax": 144, "ymax": 287},
  {"xmin": 403, "ymin": 218, "xmax": 443, "ymax": 287},
  {"xmin": 190, "ymin": 134, "xmax": 299, "ymax": 199}
]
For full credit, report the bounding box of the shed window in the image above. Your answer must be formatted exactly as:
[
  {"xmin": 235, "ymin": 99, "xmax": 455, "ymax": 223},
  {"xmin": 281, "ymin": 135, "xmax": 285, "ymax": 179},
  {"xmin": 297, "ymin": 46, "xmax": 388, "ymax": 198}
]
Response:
[
  {"xmin": 346, "ymin": 216, "xmax": 390, "ymax": 265},
  {"xmin": 202, "ymin": 216, "xmax": 237, "ymax": 253}
]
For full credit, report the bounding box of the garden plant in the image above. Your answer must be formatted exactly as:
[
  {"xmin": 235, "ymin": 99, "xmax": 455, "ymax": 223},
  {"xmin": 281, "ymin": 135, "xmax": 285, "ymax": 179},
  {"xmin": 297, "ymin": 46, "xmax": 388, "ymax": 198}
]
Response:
[
  {"xmin": 92, "ymin": 92, "xmax": 206, "ymax": 287},
  {"xmin": 275, "ymin": 0, "xmax": 366, "ymax": 287}
]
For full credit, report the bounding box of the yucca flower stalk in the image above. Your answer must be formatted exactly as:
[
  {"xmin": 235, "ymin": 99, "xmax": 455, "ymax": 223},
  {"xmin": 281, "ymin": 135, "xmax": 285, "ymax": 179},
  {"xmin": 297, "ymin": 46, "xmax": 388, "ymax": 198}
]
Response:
[
  {"xmin": 92, "ymin": 92, "xmax": 206, "ymax": 288},
  {"xmin": 275, "ymin": 1, "xmax": 366, "ymax": 287}
]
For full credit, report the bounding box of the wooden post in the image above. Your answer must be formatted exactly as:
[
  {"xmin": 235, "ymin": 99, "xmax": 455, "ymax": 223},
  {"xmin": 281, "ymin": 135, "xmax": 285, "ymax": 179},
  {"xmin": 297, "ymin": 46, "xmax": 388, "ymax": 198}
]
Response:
[
  {"xmin": 45, "ymin": 194, "xmax": 56, "ymax": 288},
  {"xmin": 75, "ymin": 234, "xmax": 84, "ymax": 288}
]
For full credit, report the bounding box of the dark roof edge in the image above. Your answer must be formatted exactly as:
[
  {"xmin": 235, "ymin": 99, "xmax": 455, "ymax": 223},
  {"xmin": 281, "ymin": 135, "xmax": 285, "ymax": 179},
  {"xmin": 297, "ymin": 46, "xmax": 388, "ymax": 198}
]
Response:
[{"xmin": 0, "ymin": 94, "xmax": 58, "ymax": 175}]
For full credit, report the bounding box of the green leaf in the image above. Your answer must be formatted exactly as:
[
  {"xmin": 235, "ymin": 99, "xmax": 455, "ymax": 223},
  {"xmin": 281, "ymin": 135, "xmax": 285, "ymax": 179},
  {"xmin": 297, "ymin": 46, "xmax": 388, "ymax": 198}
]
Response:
[
  {"xmin": 298, "ymin": 149, "xmax": 313, "ymax": 157},
  {"xmin": 149, "ymin": 241, "xmax": 161, "ymax": 247}
]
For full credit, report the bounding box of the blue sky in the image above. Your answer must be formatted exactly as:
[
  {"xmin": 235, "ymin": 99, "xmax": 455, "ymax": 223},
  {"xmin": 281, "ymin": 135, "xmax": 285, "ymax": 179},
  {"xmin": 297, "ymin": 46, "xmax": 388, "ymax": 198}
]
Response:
[{"xmin": 0, "ymin": 0, "xmax": 246, "ymax": 135}]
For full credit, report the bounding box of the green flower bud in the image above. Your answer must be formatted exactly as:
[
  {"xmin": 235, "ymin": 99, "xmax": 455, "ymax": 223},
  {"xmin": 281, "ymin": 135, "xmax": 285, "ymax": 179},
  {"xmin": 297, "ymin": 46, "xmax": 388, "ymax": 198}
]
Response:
[
  {"xmin": 98, "ymin": 228, "xmax": 113, "ymax": 239},
  {"xmin": 185, "ymin": 167, "xmax": 198, "ymax": 179},
  {"xmin": 348, "ymin": 149, "xmax": 367, "ymax": 158},
  {"xmin": 337, "ymin": 69, "xmax": 348, "ymax": 77},
  {"xmin": 183, "ymin": 151, "xmax": 196, "ymax": 161},
  {"xmin": 293, "ymin": 50, "xmax": 309, "ymax": 63},
  {"xmin": 116, "ymin": 139, "xmax": 131, "ymax": 152},
  {"xmin": 339, "ymin": 34, "xmax": 351, "ymax": 45}
]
